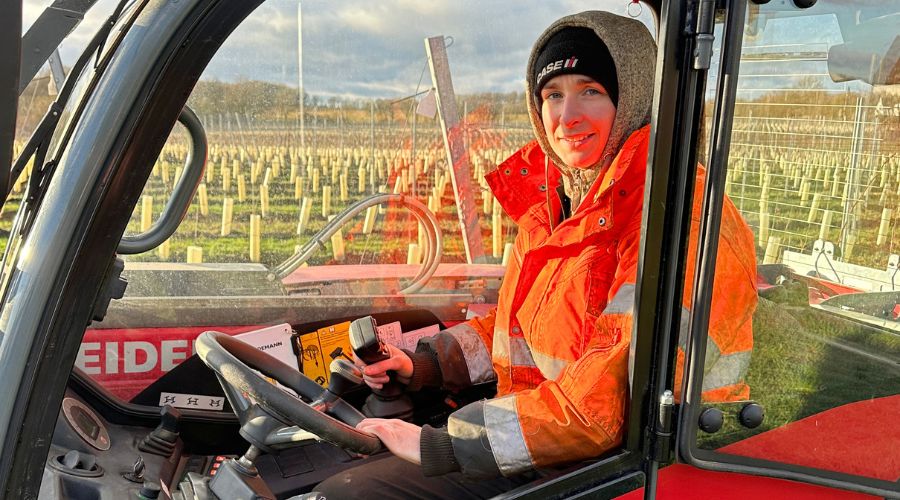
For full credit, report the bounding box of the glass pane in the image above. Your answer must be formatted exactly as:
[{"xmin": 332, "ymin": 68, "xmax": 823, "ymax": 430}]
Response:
[
  {"xmin": 79, "ymin": 0, "xmax": 657, "ymax": 403},
  {"xmin": 695, "ymin": 0, "xmax": 900, "ymax": 485}
]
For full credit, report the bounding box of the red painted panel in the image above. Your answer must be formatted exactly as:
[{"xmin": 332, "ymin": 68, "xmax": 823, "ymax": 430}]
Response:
[
  {"xmin": 618, "ymin": 396, "xmax": 899, "ymax": 498},
  {"xmin": 77, "ymin": 326, "xmax": 260, "ymax": 401},
  {"xmin": 720, "ymin": 396, "xmax": 900, "ymax": 482},
  {"xmin": 616, "ymin": 464, "xmax": 879, "ymax": 499}
]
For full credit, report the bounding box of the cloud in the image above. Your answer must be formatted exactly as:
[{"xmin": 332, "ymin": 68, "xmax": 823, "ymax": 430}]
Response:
[
  {"xmin": 23, "ymin": 0, "xmax": 659, "ymax": 98},
  {"xmin": 27, "ymin": 0, "xmax": 877, "ymax": 103},
  {"xmin": 199, "ymin": 0, "xmax": 661, "ymax": 99}
]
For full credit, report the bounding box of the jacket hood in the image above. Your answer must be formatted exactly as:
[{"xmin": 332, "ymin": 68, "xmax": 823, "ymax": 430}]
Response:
[{"xmin": 526, "ymin": 11, "xmax": 656, "ymax": 206}]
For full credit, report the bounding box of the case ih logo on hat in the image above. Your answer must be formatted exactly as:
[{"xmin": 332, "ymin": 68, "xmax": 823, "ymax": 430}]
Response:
[
  {"xmin": 531, "ymin": 27, "xmax": 618, "ymax": 106},
  {"xmin": 536, "ymin": 56, "xmax": 579, "ymax": 83}
]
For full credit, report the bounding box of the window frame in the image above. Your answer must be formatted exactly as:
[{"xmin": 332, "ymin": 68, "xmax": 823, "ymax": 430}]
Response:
[{"xmin": 673, "ymin": 1, "xmax": 900, "ymax": 498}]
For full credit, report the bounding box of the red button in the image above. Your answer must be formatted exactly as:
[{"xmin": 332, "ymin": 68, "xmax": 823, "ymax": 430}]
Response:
[
  {"xmin": 209, "ymin": 469, "xmax": 217, "ymax": 476},
  {"xmin": 215, "ymin": 455, "xmax": 226, "ymax": 461},
  {"xmin": 212, "ymin": 462, "xmax": 220, "ymax": 469}
]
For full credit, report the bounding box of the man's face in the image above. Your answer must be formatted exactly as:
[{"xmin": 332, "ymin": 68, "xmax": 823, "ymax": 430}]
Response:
[{"xmin": 540, "ymin": 74, "xmax": 616, "ymax": 169}]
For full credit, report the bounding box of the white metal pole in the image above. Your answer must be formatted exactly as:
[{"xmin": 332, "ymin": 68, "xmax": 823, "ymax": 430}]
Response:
[{"xmin": 298, "ymin": 1, "xmax": 305, "ymax": 151}]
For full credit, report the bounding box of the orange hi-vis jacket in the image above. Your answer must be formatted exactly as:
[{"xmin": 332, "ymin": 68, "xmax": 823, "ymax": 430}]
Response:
[{"xmin": 417, "ymin": 126, "xmax": 757, "ymax": 478}]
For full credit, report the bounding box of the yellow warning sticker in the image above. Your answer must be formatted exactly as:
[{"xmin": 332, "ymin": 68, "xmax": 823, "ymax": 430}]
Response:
[{"xmin": 298, "ymin": 321, "xmax": 353, "ymax": 387}]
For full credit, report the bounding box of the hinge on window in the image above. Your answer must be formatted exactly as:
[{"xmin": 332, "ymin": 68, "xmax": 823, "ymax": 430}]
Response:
[
  {"xmin": 692, "ymin": 0, "xmax": 717, "ymax": 70},
  {"xmin": 649, "ymin": 390, "xmax": 676, "ymax": 462}
]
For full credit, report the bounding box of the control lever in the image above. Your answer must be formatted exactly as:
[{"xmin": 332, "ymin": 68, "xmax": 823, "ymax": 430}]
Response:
[
  {"xmin": 349, "ymin": 316, "xmax": 413, "ymax": 420},
  {"xmin": 138, "ymin": 405, "xmax": 181, "ymax": 457}
]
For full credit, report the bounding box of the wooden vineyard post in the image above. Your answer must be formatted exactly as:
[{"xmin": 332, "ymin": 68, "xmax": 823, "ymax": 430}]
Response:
[
  {"xmin": 358, "ymin": 167, "xmax": 366, "ymax": 193},
  {"xmin": 418, "ymin": 222, "xmax": 426, "ymax": 253},
  {"xmin": 253, "ymin": 158, "xmax": 263, "ymax": 185},
  {"xmin": 407, "ymin": 243, "xmax": 421, "ymax": 265},
  {"xmin": 295, "ymin": 177, "xmax": 303, "ymax": 200},
  {"xmin": 233, "ymin": 159, "xmax": 242, "ymax": 183},
  {"xmin": 363, "ymin": 206, "xmax": 377, "ymax": 234},
  {"xmin": 763, "ymin": 236, "xmax": 781, "ymax": 264},
  {"xmin": 322, "ymin": 185, "xmax": 332, "ymax": 218},
  {"xmin": 819, "ymin": 209, "xmax": 833, "ymax": 241},
  {"xmin": 221, "ymin": 198, "xmax": 234, "ymax": 236},
  {"xmin": 432, "ymin": 186, "xmax": 442, "ymax": 213},
  {"xmin": 198, "ymin": 184, "xmax": 209, "ymax": 216},
  {"xmin": 297, "ymin": 197, "xmax": 312, "ymax": 235},
  {"xmin": 426, "ymin": 35, "xmax": 486, "ymax": 263},
  {"xmin": 208, "ymin": 157, "xmax": 218, "ymax": 184},
  {"xmin": 844, "ymin": 234, "xmax": 856, "ymax": 260},
  {"xmin": 340, "ymin": 174, "xmax": 348, "ymax": 201},
  {"xmin": 249, "ymin": 214, "xmax": 261, "ymax": 263},
  {"xmin": 160, "ymin": 163, "xmax": 170, "ymax": 186},
  {"xmin": 158, "ymin": 239, "xmax": 170, "ymax": 260},
  {"xmin": 260, "ymin": 184, "xmax": 270, "ymax": 218},
  {"xmin": 141, "ymin": 196, "xmax": 153, "ymax": 232},
  {"xmin": 237, "ymin": 175, "xmax": 246, "ymax": 202},
  {"xmin": 331, "ymin": 227, "xmax": 346, "ymax": 262},
  {"xmin": 501, "ymin": 242, "xmax": 513, "ymax": 267},
  {"xmin": 877, "ymin": 208, "xmax": 892, "ymax": 245},
  {"xmin": 807, "ymin": 193, "xmax": 821, "ymax": 223},
  {"xmin": 758, "ymin": 212, "xmax": 769, "ymax": 248},
  {"xmin": 186, "ymin": 246, "xmax": 203, "ymax": 264},
  {"xmin": 223, "ymin": 173, "xmax": 231, "ymax": 194}
]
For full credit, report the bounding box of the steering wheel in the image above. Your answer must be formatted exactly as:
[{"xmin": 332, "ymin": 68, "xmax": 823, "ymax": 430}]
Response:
[{"xmin": 195, "ymin": 330, "xmax": 382, "ymax": 455}]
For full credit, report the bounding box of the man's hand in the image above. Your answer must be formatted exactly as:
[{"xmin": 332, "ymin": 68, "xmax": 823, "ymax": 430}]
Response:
[
  {"xmin": 354, "ymin": 344, "xmax": 413, "ymax": 389},
  {"xmin": 356, "ymin": 418, "xmax": 422, "ymax": 465}
]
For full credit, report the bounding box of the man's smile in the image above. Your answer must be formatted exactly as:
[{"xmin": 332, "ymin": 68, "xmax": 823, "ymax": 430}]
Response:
[{"xmin": 559, "ymin": 133, "xmax": 596, "ymax": 147}]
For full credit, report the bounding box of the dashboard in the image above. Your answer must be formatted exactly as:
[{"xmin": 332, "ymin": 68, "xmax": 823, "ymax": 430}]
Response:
[
  {"xmin": 37, "ymin": 389, "xmax": 373, "ymax": 499},
  {"xmin": 40, "ymin": 391, "xmax": 178, "ymax": 499}
]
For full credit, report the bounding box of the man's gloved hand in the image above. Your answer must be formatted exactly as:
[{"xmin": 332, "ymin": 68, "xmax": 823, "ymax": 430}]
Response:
[{"xmin": 353, "ymin": 344, "xmax": 413, "ymax": 390}]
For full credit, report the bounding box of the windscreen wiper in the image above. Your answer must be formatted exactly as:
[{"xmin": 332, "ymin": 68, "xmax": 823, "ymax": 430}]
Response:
[
  {"xmin": 18, "ymin": 0, "xmax": 101, "ymax": 95},
  {"xmin": 6, "ymin": 0, "xmax": 130, "ymax": 208}
]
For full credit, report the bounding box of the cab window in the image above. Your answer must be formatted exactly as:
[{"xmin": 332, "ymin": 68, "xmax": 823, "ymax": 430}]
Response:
[
  {"xmin": 66, "ymin": 1, "xmax": 655, "ymax": 403},
  {"xmin": 691, "ymin": 0, "xmax": 899, "ymax": 486}
]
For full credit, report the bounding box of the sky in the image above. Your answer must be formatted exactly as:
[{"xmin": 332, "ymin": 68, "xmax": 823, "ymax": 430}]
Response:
[
  {"xmin": 23, "ymin": 0, "xmax": 656, "ymax": 99},
  {"xmin": 21, "ymin": 0, "xmax": 892, "ymax": 100}
]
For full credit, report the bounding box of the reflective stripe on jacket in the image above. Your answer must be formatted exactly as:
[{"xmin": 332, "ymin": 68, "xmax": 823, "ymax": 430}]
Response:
[{"xmin": 425, "ymin": 126, "xmax": 757, "ymax": 477}]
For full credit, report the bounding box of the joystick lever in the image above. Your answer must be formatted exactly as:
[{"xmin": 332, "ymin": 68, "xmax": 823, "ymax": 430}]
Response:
[
  {"xmin": 348, "ymin": 316, "xmax": 413, "ymax": 420},
  {"xmin": 349, "ymin": 316, "xmax": 390, "ymax": 364}
]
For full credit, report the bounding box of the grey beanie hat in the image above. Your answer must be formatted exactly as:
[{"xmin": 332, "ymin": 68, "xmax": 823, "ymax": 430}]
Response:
[{"xmin": 526, "ymin": 11, "xmax": 657, "ymax": 175}]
